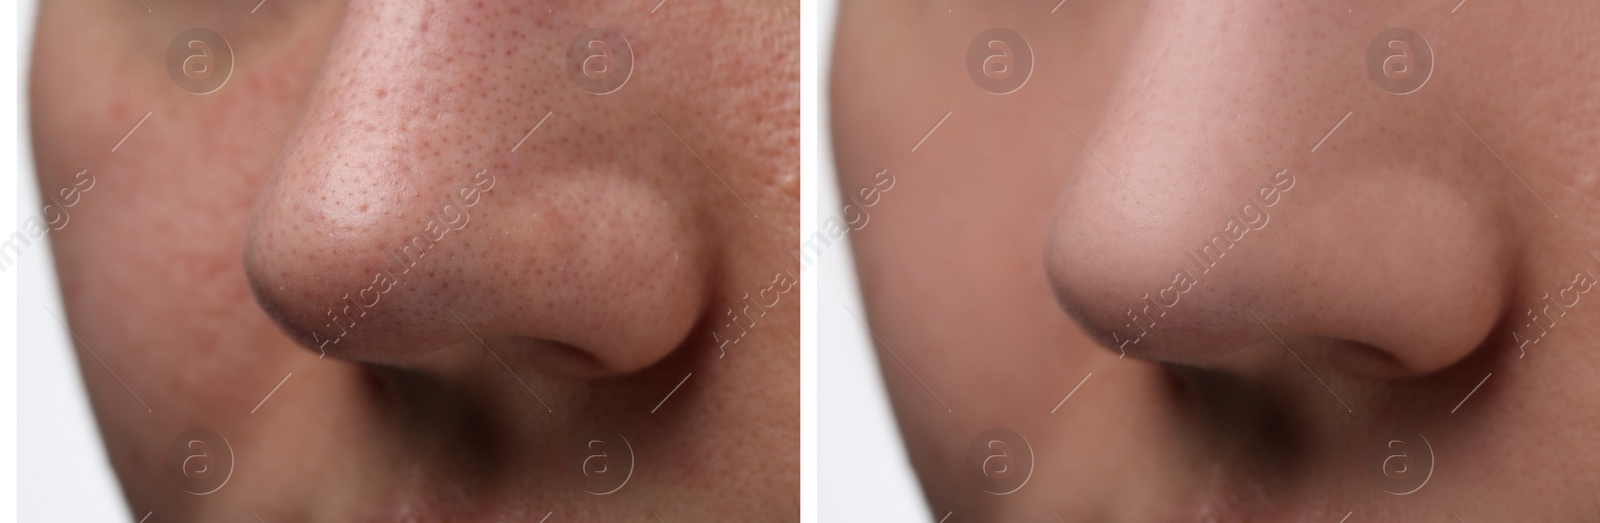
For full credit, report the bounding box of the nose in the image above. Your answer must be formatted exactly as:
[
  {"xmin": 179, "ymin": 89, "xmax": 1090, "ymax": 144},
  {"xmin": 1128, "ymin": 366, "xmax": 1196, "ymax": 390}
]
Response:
[
  {"xmin": 1044, "ymin": 2, "xmax": 1517, "ymax": 377},
  {"xmin": 243, "ymin": 1, "xmax": 708, "ymax": 376}
]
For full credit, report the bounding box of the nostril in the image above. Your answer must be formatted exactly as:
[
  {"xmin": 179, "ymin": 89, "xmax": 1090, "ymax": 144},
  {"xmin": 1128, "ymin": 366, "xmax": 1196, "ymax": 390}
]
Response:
[{"xmin": 476, "ymin": 335, "xmax": 610, "ymax": 379}]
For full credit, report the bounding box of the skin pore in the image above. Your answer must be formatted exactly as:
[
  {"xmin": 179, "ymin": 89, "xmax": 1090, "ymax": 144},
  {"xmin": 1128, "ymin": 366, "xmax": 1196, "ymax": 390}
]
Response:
[
  {"xmin": 833, "ymin": 0, "xmax": 1598, "ymax": 521},
  {"xmin": 32, "ymin": 0, "xmax": 796, "ymax": 521}
]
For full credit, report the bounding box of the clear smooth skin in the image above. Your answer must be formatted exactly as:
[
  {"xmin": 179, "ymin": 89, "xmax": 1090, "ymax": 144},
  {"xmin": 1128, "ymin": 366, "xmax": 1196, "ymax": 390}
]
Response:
[
  {"xmin": 32, "ymin": 0, "xmax": 797, "ymax": 521},
  {"xmin": 833, "ymin": 1, "xmax": 1598, "ymax": 521}
]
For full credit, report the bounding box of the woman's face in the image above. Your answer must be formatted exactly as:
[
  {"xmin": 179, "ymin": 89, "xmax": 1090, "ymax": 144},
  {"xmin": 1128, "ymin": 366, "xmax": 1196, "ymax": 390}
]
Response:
[
  {"xmin": 32, "ymin": 0, "xmax": 796, "ymax": 520},
  {"xmin": 833, "ymin": 0, "xmax": 1598, "ymax": 520}
]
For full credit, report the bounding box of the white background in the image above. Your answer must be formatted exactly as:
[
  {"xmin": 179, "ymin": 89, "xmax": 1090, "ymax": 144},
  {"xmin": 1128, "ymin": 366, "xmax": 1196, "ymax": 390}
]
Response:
[
  {"xmin": 2, "ymin": 0, "xmax": 930, "ymax": 521},
  {"xmin": 812, "ymin": 0, "xmax": 932, "ymax": 521},
  {"xmin": 9, "ymin": 0, "xmax": 134, "ymax": 520},
  {"xmin": 1, "ymin": 0, "xmax": 19, "ymax": 520}
]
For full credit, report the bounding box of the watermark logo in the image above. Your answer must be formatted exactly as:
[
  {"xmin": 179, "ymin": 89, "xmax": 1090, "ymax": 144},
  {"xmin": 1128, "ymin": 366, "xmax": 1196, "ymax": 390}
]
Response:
[
  {"xmin": 1366, "ymin": 28, "xmax": 1432, "ymax": 95},
  {"xmin": 965, "ymin": 427, "xmax": 1033, "ymax": 495},
  {"xmin": 966, "ymin": 28, "xmax": 1033, "ymax": 95},
  {"xmin": 1107, "ymin": 168, "xmax": 1295, "ymax": 352},
  {"xmin": 567, "ymin": 28, "xmax": 635, "ymax": 95},
  {"xmin": 798, "ymin": 168, "xmax": 896, "ymax": 271},
  {"xmin": 308, "ymin": 170, "xmax": 496, "ymax": 355},
  {"xmin": 1367, "ymin": 429, "xmax": 1434, "ymax": 495},
  {"xmin": 1511, "ymin": 268, "xmax": 1596, "ymax": 356},
  {"xmin": 568, "ymin": 432, "xmax": 635, "ymax": 495},
  {"xmin": 711, "ymin": 268, "xmax": 798, "ymax": 357},
  {"xmin": 165, "ymin": 428, "xmax": 234, "ymax": 495},
  {"xmin": 1, "ymin": 169, "xmax": 95, "ymax": 274},
  {"xmin": 166, "ymin": 28, "xmax": 234, "ymax": 95}
]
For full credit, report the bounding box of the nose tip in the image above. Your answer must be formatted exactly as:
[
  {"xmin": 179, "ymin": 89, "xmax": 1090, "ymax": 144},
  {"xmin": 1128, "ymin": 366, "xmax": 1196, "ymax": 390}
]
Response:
[
  {"xmin": 243, "ymin": 132, "xmax": 710, "ymax": 376},
  {"xmin": 242, "ymin": 166, "xmax": 502, "ymax": 360},
  {"xmin": 1046, "ymin": 161, "xmax": 1507, "ymax": 377},
  {"xmin": 1044, "ymin": 165, "xmax": 1306, "ymax": 365}
]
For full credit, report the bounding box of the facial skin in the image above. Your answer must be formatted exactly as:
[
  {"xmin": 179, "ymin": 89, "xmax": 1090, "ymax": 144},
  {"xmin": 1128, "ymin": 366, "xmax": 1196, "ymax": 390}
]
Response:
[
  {"xmin": 32, "ymin": 1, "xmax": 796, "ymax": 521},
  {"xmin": 834, "ymin": 1, "xmax": 1599, "ymax": 521}
]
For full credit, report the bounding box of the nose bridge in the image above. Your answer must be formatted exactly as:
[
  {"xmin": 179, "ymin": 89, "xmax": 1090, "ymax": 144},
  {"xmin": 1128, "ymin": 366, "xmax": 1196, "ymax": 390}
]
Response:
[
  {"xmin": 1049, "ymin": 2, "xmax": 1512, "ymax": 376},
  {"xmin": 290, "ymin": 1, "xmax": 486, "ymax": 190},
  {"xmin": 1051, "ymin": 2, "xmax": 1323, "ymax": 297},
  {"xmin": 250, "ymin": 1, "xmax": 500, "ymax": 312},
  {"xmin": 1047, "ymin": 3, "xmax": 1363, "ymax": 362},
  {"xmin": 1096, "ymin": 2, "xmax": 1318, "ymax": 165},
  {"xmin": 244, "ymin": 1, "xmax": 713, "ymax": 374}
]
